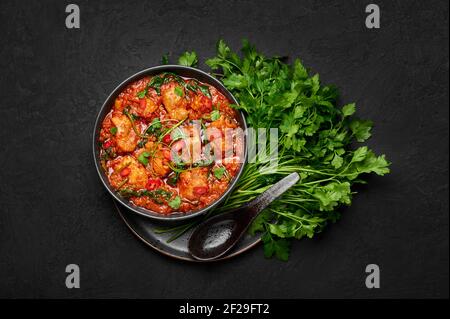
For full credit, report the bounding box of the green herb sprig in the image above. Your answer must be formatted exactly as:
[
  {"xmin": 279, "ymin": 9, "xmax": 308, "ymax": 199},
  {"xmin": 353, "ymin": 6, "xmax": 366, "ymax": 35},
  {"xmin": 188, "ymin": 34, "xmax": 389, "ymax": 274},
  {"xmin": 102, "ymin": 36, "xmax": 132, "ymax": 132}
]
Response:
[{"xmin": 158, "ymin": 40, "xmax": 390, "ymax": 260}]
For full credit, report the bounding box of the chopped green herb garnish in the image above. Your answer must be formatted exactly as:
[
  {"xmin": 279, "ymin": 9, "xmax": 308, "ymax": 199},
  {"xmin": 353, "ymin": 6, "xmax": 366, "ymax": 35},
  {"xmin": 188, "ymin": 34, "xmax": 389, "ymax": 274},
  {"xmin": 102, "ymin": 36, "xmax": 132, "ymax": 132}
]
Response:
[
  {"xmin": 146, "ymin": 118, "xmax": 162, "ymax": 135},
  {"xmin": 136, "ymin": 90, "xmax": 146, "ymax": 98},
  {"xmin": 101, "ymin": 146, "xmax": 116, "ymax": 160},
  {"xmin": 213, "ymin": 167, "xmax": 226, "ymax": 179},
  {"xmin": 148, "ymin": 76, "xmax": 165, "ymax": 94},
  {"xmin": 155, "ymin": 188, "xmax": 172, "ymax": 200},
  {"xmin": 110, "ymin": 127, "xmax": 118, "ymax": 135},
  {"xmin": 193, "ymin": 157, "xmax": 214, "ymax": 167},
  {"xmin": 119, "ymin": 188, "xmax": 173, "ymax": 205},
  {"xmin": 168, "ymin": 161, "xmax": 188, "ymax": 173},
  {"xmin": 174, "ymin": 86, "xmax": 184, "ymax": 97},
  {"xmin": 210, "ymin": 109, "xmax": 220, "ymax": 121},
  {"xmin": 137, "ymin": 151, "xmax": 151, "ymax": 166},
  {"xmin": 167, "ymin": 173, "xmax": 179, "ymax": 187},
  {"xmin": 118, "ymin": 188, "xmax": 139, "ymax": 198},
  {"xmin": 137, "ymin": 138, "xmax": 147, "ymax": 148},
  {"xmin": 168, "ymin": 196, "xmax": 182, "ymax": 209},
  {"xmin": 184, "ymin": 80, "xmax": 211, "ymax": 98},
  {"xmin": 198, "ymin": 85, "xmax": 211, "ymax": 98},
  {"xmin": 184, "ymin": 82, "xmax": 197, "ymax": 93}
]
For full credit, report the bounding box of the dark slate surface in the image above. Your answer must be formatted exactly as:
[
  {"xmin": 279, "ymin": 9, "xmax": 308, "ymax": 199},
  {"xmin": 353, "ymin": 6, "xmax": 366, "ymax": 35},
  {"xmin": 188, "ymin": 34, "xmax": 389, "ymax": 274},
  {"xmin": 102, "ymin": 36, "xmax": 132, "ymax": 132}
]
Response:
[{"xmin": 0, "ymin": 0, "xmax": 448, "ymax": 298}]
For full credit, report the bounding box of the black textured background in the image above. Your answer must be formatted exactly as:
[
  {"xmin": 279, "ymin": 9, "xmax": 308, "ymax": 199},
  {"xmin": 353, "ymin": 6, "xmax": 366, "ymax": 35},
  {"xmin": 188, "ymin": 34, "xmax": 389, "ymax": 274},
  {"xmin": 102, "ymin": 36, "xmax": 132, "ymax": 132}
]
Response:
[{"xmin": 0, "ymin": 0, "xmax": 448, "ymax": 298}]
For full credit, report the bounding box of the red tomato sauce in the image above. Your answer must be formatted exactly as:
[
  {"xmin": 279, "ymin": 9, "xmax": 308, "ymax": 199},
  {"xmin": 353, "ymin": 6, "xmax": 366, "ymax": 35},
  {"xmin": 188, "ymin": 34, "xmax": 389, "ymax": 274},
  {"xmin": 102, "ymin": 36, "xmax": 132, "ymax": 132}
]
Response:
[{"xmin": 99, "ymin": 73, "xmax": 243, "ymax": 214}]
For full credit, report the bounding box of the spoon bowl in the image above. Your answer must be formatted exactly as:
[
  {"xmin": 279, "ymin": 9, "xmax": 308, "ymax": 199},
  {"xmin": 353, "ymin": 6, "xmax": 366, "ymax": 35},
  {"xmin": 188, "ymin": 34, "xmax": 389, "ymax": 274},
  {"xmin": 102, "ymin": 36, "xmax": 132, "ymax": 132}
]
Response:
[{"xmin": 188, "ymin": 172, "xmax": 300, "ymax": 261}]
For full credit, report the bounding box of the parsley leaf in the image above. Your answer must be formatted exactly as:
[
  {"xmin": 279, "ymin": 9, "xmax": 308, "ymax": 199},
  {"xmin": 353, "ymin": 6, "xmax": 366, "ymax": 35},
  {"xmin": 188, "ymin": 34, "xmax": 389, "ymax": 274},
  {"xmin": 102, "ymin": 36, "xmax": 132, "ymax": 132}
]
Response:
[
  {"xmin": 213, "ymin": 167, "xmax": 226, "ymax": 179},
  {"xmin": 331, "ymin": 154, "xmax": 343, "ymax": 168},
  {"xmin": 136, "ymin": 90, "xmax": 146, "ymax": 99},
  {"xmin": 223, "ymin": 74, "xmax": 247, "ymax": 89},
  {"xmin": 174, "ymin": 86, "xmax": 184, "ymax": 97},
  {"xmin": 342, "ymin": 103, "xmax": 356, "ymax": 117},
  {"xmin": 210, "ymin": 109, "xmax": 220, "ymax": 121},
  {"xmin": 147, "ymin": 75, "xmax": 165, "ymax": 94},
  {"xmin": 350, "ymin": 119, "xmax": 373, "ymax": 142},
  {"xmin": 198, "ymin": 85, "xmax": 211, "ymax": 98},
  {"xmin": 178, "ymin": 51, "xmax": 198, "ymax": 67},
  {"xmin": 146, "ymin": 118, "xmax": 162, "ymax": 135},
  {"xmin": 262, "ymin": 233, "xmax": 290, "ymax": 261},
  {"xmin": 138, "ymin": 151, "xmax": 151, "ymax": 166},
  {"xmin": 352, "ymin": 146, "xmax": 369, "ymax": 162},
  {"xmin": 168, "ymin": 196, "xmax": 181, "ymax": 209},
  {"xmin": 161, "ymin": 53, "xmax": 169, "ymax": 65}
]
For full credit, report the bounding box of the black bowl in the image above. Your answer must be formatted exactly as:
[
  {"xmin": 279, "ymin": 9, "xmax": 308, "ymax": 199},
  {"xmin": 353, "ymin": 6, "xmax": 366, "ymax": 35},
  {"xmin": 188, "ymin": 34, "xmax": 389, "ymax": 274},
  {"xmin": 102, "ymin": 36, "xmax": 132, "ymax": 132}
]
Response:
[{"xmin": 93, "ymin": 65, "xmax": 247, "ymax": 221}]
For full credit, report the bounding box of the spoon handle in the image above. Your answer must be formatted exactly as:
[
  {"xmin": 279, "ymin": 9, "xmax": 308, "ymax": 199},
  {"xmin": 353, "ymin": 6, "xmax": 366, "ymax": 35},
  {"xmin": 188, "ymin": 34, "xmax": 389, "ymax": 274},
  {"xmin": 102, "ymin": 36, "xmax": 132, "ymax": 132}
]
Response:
[{"xmin": 246, "ymin": 172, "xmax": 300, "ymax": 218}]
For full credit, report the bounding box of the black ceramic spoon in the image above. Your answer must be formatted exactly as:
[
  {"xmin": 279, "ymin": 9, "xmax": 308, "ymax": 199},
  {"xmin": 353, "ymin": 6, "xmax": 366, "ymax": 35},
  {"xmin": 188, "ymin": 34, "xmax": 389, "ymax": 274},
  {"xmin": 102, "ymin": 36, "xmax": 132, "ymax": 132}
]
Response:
[{"xmin": 188, "ymin": 172, "xmax": 300, "ymax": 261}]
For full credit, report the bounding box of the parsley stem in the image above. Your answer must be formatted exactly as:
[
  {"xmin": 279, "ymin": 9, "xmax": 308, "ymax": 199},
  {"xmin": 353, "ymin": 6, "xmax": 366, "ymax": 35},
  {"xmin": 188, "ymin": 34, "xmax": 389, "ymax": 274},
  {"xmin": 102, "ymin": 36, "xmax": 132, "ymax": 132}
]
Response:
[{"xmin": 158, "ymin": 118, "xmax": 186, "ymax": 142}]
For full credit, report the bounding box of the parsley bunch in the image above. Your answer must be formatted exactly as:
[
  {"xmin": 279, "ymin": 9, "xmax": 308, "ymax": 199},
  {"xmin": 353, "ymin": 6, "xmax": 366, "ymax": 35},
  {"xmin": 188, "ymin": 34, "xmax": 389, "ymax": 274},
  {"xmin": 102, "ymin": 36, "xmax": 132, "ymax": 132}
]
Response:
[{"xmin": 170, "ymin": 42, "xmax": 390, "ymax": 261}]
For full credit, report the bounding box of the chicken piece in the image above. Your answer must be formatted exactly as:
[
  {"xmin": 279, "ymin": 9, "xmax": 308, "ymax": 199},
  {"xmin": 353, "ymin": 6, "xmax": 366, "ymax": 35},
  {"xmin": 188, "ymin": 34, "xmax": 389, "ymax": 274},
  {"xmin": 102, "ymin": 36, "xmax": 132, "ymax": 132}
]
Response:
[
  {"xmin": 137, "ymin": 97, "xmax": 159, "ymax": 119},
  {"xmin": 111, "ymin": 112, "xmax": 139, "ymax": 153},
  {"xmin": 178, "ymin": 168, "xmax": 209, "ymax": 201},
  {"xmin": 169, "ymin": 107, "xmax": 189, "ymax": 121},
  {"xmin": 210, "ymin": 114, "xmax": 238, "ymax": 130},
  {"xmin": 109, "ymin": 155, "xmax": 148, "ymax": 190},
  {"xmin": 190, "ymin": 93, "xmax": 212, "ymax": 113},
  {"xmin": 143, "ymin": 142, "xmax": 172, "ymax": 177},
  {"xmin": 151, "ymin": 152, "xmax": 171, "ymax": 177},
  {"xmin": 114, "ymin": 98, "xmax": 123, "ymax": 111},
  {"xmin": 160, "ymin": 81, "xmax": 188, "ymax": 121}
]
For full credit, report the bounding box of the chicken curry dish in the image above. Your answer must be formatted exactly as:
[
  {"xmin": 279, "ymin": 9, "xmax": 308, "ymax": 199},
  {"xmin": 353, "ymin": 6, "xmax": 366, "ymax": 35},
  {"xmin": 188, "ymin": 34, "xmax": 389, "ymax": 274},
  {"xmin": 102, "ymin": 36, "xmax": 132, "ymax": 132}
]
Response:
[{"xmin": 98, "ymin": 73, "xmax": 244, "ymax": 214}]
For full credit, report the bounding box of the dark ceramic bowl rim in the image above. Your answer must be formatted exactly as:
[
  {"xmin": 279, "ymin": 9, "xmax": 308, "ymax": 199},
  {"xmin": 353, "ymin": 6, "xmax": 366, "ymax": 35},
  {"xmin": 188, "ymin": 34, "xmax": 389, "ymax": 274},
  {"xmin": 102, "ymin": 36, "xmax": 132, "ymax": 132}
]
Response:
[{"xmin": 93, "ymin": 65, "xmax": 247, "ymax": 221}]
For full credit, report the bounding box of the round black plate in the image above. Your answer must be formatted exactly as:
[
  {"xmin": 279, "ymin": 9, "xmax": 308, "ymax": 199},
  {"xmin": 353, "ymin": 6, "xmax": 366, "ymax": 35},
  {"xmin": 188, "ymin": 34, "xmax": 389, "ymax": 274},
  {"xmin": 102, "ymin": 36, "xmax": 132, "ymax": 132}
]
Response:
[{"xmin": 115, "ymin": 201, "xmax": 261, "ymax": 262}]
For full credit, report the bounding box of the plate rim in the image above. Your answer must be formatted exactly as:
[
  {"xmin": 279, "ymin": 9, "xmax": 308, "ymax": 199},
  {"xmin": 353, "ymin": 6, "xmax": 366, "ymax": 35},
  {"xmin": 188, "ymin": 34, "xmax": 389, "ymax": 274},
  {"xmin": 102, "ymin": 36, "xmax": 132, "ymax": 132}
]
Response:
[{"xmin": 114, "ymin": 200, "xmax": 261, "ymax": 262}]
